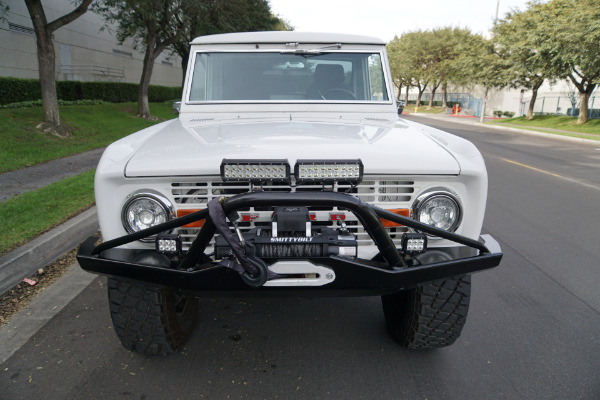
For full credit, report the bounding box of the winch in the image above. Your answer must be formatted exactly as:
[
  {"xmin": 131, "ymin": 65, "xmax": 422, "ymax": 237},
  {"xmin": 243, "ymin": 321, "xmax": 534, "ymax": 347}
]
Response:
[{"xmin": 215, "ymin": 206, "xmax": 358, "ymax": 260}]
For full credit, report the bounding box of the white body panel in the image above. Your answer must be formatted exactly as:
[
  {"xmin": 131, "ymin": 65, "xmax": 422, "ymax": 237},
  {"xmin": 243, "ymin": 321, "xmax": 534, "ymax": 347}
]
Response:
[{"xmin": 94, "ymin": 32, "xmax": 489, "ymax": 260}]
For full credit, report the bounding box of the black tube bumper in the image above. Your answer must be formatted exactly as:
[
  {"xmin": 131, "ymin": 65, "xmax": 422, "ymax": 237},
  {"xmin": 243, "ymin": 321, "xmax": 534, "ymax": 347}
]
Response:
[
  {"xmin": 77, "ymin": 191, "xmax": 502, "ymax": 296},
  {"xmin": 78, "ymin": 240, "xmax": 501, "ymax": 296}
]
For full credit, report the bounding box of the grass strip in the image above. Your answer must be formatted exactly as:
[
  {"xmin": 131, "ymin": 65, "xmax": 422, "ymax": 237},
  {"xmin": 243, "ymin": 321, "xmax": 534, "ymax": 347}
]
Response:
[
  {"xmin": 0, "ymin": 169, "xmax": 95, "ymax": 256},
  {"xmin": 488, "ymin": 115, "xmax": 600, "ymax": 136},
  {"xmin": 0, "ymin": 102, "xmax": 174, "ymax": 173},
  {"xmin": 404, "ymin": 105, "xmax": 446, "ymax": 114}
]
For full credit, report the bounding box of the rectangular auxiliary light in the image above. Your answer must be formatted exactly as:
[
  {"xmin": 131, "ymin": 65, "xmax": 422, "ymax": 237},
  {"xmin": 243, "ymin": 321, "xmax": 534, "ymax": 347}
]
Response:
[
  {"xmin": 221, "ymin": 159, "xmax": 290, "ymax": 183},
  {"xmin": 294, "ymin": 159, "xmax": 363, "ymax": 184}
]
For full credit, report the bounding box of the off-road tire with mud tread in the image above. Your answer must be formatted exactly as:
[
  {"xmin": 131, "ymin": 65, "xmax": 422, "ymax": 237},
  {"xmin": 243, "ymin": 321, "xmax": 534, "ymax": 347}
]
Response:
[
  {"xmin": 107, "ymin": 277, "xmax": 198, "ymax": 355},
  {"xmin": 382, "ymin": 274, "xmax": 471, "ymax": 349}
]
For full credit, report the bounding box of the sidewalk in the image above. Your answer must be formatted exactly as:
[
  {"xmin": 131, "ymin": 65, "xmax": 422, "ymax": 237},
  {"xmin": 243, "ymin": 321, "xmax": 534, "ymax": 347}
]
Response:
[
  {"xmin": 0, "ymin": 147, "xmax": 105, "ymax": 203},
  {"xmin": 406, "ymin": 112, "xmax": 600, "ymax": 145}
]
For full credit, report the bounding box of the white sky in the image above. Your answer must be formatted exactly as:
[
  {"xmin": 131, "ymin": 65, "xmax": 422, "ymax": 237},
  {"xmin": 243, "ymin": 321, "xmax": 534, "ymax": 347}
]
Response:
[{"xmin": 269, "ymin": 0, "xmax": 533, "ymax": 42}]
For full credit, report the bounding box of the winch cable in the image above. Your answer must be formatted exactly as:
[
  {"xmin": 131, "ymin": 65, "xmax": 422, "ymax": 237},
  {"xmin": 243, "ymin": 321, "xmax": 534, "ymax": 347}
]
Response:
[{"xmin": 207, "ymin": 198, "xmax": 275, "ymax": 286}]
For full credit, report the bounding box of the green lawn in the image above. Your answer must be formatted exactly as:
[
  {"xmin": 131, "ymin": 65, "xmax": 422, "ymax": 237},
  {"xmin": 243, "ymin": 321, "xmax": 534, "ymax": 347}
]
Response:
[
  {"xmin": 488, "ymin": 115, "xmax": 600, "ymax": 138},
  {"xmin": 0, "ymin": 102, "xmax": 174, "ymax": 173},
  {"xmin": 403, "ymin": 105, "xmax": 446, "ymax": 114},
  {"xmin": 0, "ymin": 170, "xmax": 96, "ymax": 256}
]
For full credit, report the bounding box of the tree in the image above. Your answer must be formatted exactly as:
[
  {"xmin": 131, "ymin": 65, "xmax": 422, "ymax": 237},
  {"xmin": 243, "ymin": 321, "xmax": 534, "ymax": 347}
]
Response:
[
  {"xmin": 388, "ymin": 28, "xmax": 479, "ymax": 109},
  {"xmin": 96, "ymin": 0, "xmax": 199, "ymax": 119},
  {"xmin": 387, "ymin": 35, "xmax": 413, "ymax": 101},
  {"xmin": 494, "ymin": 6, "xmax": 558, "ymax": 120},
  {"xmin": 387, "ymin": 31, "xmax": 435, "ymax": 108},
  {"xmin": 24, "ymin": 0, "xmax": 93, "ymax": 136},
  {"xmin": 172, "ymin": 0, "xmax": 288, "ymax": 87},
  {"xmin": 520, "ymin": 0, "xmax": 600, "ymax": 124}
]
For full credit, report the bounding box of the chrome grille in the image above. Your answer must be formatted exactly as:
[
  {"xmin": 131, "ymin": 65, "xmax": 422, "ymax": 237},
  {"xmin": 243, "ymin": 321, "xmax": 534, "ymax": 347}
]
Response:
[{"xmin": 171, "ymin": 177, "xmax": 414, "ymax": 247}]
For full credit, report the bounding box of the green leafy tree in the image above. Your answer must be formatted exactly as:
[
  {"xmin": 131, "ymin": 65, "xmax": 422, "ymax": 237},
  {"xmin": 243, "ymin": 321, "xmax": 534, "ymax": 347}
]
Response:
[
  {"xmin": 24, "ymin": 0, "xmax": 94, "ymax": 136},
  {"xmin": 387, "ymin": 35, "xmax": 413, "ymax": 101},
  {"xmin": 96, "ymin": 0, "xmax": 201, "ymax": 119},
  {"xmin": 494, "ymin": 5, "xmax": 558, "ymax": 120},
  {"xmin": 388, "ymin": 31, "xmax": 435, "ymax": 107},
  {"xmin": 172, "ymin": 0, "xmax": 289, "ymax": 87},
  {"xmin": 527, "ymin": 0, "xmax": 600, "ymax": 124},
  {"xmin": 432, "ymin": 28, "xmax": 475, "ymax": 108}
]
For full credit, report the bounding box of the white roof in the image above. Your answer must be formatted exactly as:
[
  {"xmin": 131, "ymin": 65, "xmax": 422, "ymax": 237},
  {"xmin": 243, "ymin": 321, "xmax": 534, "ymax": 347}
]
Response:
[{"xmin": 191, "ymin": 31, "xmax": 385, "ymax": 45}]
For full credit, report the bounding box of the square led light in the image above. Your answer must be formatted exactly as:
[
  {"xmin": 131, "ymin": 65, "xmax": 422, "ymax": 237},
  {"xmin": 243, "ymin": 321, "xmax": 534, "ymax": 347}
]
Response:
[
  {"xmin": 401, "ymin": 233, "xmax": 427, "ymax": 255},
  {"xmin": 220, "ymin": 159, "xmax": 290, "ymax": 183},
  {"xmin": 156, "ymin": 233, "xmax": 182, "ymax": 254},
  {"xmin": 294, "ymin": 159, "xmax": 363, "ymax": 184}
]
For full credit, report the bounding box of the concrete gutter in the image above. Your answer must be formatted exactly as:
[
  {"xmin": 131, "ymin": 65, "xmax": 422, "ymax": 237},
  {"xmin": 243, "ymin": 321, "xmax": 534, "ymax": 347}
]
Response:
[
  {"xmin": 0, "ymin": 261, "xmax": 97, "ymax": 364},
  {"xmin": 0, "ymin": 207, "xmax": 98, "ymax": 295}
]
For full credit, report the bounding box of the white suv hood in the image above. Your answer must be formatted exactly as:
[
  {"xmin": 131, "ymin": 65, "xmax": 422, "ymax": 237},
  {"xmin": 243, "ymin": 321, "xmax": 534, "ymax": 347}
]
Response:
[{"xmin": 124, "ymin": 117, "xmax": 460, "ymax": 177}]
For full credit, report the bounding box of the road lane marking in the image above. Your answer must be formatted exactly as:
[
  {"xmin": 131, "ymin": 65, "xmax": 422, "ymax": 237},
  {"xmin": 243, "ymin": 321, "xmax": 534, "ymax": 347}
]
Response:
[{"xmin": 502, "ymin": 159, "xmax": 563, "ymax": 178}]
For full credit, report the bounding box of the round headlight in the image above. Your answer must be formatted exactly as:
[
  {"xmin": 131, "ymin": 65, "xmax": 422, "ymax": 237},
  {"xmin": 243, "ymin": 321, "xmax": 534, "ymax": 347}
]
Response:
[
  {"xmin": 413, "ymin": 191, "xmax": 462, "ymax": 233},
  {"xmin": 121, "ymin": 191, "xmax": 173, "ymax": 241}
]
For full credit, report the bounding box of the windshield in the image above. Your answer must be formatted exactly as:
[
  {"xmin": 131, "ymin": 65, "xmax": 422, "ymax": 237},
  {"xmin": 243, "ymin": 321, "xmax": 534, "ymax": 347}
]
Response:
[{"xmin": 188, "ymin": 52, "xmax": 389, "ymax": 103}]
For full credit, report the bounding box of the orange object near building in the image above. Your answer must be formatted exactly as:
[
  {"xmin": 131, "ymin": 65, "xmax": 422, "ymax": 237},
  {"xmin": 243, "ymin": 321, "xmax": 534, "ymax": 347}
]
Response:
[{"xmin": 452, "ymin": 104, "xmax": 461, "ymax": 115}]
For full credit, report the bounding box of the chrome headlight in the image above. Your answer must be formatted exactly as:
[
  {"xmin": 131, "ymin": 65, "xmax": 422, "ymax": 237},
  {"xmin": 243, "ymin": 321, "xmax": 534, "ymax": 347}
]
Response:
[
  {"xmin": 412, "ymin": 190, "xmax": 462, "ymax": 233},
  {"xmin": 121, "ymin": 191, "xmax": 173, "ymax": 242}
]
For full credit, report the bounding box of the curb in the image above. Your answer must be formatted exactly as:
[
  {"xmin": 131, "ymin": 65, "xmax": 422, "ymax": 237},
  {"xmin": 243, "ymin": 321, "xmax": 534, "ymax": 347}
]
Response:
[
  {"xmin": 408, "ymin": 113, "xmax": 599, "ymax": 145},
  {"xmin": 0, "ymin": 261, "xmax": 97, "ymax": 364},
  {"xmin": 0, "ymin": 207, "xmax": 98, "ymax": 295}
]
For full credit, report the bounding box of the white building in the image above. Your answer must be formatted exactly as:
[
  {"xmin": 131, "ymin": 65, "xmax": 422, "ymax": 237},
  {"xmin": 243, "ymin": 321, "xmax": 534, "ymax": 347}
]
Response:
[{"xmin": 0, "ymin": 0, "xmax": 182, "ymax": 87}]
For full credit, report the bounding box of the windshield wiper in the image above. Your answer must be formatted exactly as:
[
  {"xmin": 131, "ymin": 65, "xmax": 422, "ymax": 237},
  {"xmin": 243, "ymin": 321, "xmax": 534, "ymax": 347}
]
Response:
[{"xmin": 280, "ymin": 43, "xmax": 342, "ymax": 56}]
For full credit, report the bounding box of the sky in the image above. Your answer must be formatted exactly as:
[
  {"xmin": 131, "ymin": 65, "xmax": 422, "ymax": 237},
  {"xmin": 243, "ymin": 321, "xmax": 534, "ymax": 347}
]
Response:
[{"xmin": 269, "ymin": 0, "xmax": 533, "ymax": 42}]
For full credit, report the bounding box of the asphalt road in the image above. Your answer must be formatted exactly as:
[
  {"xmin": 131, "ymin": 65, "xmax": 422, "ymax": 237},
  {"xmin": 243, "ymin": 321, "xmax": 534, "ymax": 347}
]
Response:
[{"xmin": 2, "ymin": 116, "xmax": 599, "ymax": 399}]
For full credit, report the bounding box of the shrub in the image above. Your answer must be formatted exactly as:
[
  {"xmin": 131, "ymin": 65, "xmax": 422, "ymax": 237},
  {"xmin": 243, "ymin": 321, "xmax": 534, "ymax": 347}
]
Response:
[
  {"xmin": 493, "ymin": 110, "xmax": 503, "ymax": 118},
  {"xmin": 0, "ymin": 77, "xmax": 181, "ymax": 105},
  {"xmin": 503, "ymin": 111, "xmax": 515, "ymax": 118}
]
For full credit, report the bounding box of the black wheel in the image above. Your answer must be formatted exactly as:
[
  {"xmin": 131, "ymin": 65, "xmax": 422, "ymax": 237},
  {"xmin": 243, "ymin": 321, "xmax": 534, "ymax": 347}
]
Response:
[
  {"xmin": 107, "ymin": 277, "xmax": 198, "ymax": 355},
  {"xmin": 381, "ymin": 274, "xmax": 471, "ymax": 349}
]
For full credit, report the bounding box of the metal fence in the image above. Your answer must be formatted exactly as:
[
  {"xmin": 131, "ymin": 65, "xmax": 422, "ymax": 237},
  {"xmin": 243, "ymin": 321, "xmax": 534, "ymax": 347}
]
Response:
[
  {"xmin": 520, "ymin": 96, "xmax": 600, "ymax": 119},
  {"xmin": 407, "ymin": 92, "xmax": 483, "ymax": 117}
]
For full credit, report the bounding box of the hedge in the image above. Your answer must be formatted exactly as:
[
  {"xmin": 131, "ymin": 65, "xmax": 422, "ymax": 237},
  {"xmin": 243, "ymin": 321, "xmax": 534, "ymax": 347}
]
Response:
[{"xmin": 0, "ymin": 77, "xmax": 181, "ymax": 105}]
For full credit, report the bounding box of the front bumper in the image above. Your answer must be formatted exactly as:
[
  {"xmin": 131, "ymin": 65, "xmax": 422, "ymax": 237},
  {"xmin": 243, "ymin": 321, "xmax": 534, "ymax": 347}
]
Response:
[{"xmin": 77, "ymin": 191, "xmax": 502, "ymax": 296}]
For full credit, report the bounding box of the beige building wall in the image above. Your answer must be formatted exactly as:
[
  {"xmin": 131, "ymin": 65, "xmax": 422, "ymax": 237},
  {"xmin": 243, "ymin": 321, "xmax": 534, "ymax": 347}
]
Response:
[{"xmin": 0, "ymin": 0, "xmax": 182, "ymax": 87}]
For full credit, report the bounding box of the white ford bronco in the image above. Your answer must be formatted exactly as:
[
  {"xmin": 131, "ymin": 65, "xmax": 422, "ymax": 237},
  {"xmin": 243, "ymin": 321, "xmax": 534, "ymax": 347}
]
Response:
[{"xmin": 77, "ymin": 32, "xmax": 502, "ymax": 354}]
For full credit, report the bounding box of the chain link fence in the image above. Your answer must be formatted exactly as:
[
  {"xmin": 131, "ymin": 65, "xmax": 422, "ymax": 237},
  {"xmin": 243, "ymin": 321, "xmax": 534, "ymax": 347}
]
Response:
[{"xmin": 520, "ymin": 96, "xmax": 600, "ymax": 119}]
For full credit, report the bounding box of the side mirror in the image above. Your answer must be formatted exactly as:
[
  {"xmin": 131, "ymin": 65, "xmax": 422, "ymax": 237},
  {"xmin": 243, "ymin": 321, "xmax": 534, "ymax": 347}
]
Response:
[
  {"xmin": 173, "ymin": 101, "xmax": 181, "ymax": 114},
  {"xmin": 397, "ymin": 100, "xmax": 405, "ymax": 115}
]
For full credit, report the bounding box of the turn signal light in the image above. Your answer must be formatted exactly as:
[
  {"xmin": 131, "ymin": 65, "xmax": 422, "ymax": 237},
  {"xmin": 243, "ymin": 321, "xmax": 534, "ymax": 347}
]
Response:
[
  {"xmin": 379, "ymin": 208, "xmax": 409, "ymax": 227},
  {"xmin": 176, "ymin": 209, "xmax": 205, "ymax": 228}
]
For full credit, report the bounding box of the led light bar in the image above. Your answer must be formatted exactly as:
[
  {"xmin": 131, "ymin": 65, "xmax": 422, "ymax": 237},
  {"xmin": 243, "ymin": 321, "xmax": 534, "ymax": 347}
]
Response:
[
  {"xmin": 221, "ymin": 159, "xmax": 291, "ymax": 183},
  {"xmin": 294, "ymin": 159, "xmax": 363, "ymax": 184}
]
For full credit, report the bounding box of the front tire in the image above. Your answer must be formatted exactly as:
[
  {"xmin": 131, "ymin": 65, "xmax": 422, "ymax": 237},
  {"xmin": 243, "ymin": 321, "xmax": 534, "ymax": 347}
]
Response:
[
  {"xmin": 107, "ymin": 277, "xmax": 198, "ymax": 355},
  {"xmin": 381, "ymin": 274, "xmax": 471, "ymax": 349}
]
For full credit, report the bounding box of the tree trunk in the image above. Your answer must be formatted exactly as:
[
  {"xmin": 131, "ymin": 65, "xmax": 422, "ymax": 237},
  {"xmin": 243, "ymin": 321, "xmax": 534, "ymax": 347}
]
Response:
[
  {"xmin": 397, "ymin": 84, "xmax": 402, "ymax": 101},
  {"xmin": 415, "ymin": 82, "xmax": 427, "ymax": 108},
  {"xmin": 526, "ymin": 79, "xmax": 544, "ymax": 120},
  {"xmin": 527, "ymin": 88, "xmax": 538, "ymax": 120},
  {"xmin": 577, "ymin": 84, "xmax": 596, "ymax": 125},
  {"xmin": 428, "ymin": 85, "xmax": 438, "ymax": 108},
  {"xmin": 138, "ymin": 36, "xmax": 158, "ymax": 119},
  {"xmin": 404, "ymin": 86, "xmax": 409, "ymax": 105},
  {"xmin": 24, "ymin": 0, "xmax": 92, "ymax": 135},
  {"xmin": 37, "ymin": 34, "xmax": 60, "ymax": 125},
  {"xmin": 441, "ymin": 82, "xmax": 448, "ymax": 109},
  {"xmin": 26, "ymin": 0, "xmax": 60, "ymax": 126}
]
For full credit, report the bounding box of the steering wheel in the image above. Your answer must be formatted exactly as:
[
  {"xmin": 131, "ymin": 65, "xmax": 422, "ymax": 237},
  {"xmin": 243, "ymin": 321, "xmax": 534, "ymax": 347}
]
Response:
[{"xmin": 323, "ymin": 88, "xmax": 357, "ymax": 100}]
